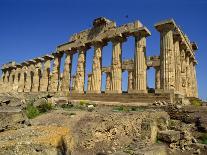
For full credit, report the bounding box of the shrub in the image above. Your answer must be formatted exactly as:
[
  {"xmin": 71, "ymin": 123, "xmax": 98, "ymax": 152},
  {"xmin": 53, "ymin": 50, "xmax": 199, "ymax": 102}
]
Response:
[
  {"xmin": 191, "ymin": 99, "xmax": 202, "ymax": 106},
  {"xmin": 26, "ymin": 104, "xmax": 40, "ymax": 119},
  {"xmin": 200, "ymin": 133, "xmax": 207, "ymax": 144},
  {"xmin": 79, "ymin": 100, "xmax": 90, "ymax": 106},
  {"xmin": 61, "ymin": 104, "xmax": 73, "ymax": 109},
  {"xmin": 38, "ymin": 102, "xmax": 52, "ymax": 113},
  {"xmin": 25, "ymin": 102, "xmax": 53, "ymax": 119}
]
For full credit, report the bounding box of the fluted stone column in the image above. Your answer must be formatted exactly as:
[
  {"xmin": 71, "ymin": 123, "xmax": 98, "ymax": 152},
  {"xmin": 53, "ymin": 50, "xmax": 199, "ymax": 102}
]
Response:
[
  {"xmin": 89, "ymin": 42, "xmax": 105, "ymax": 93},
  {"xmin": 49, "ymin": 52, "xmax": 63, "ymax": 92},
  {"xmin": 155, "ymin": 67, "xmax": 161, "ymax": 90},
  {"xmin": 9, "ymin": 68, "xmax": 15, "ymax": 92},
  {"xmin": 73, "ymin": 47, "xmax": 87, "ymax": 93},
  {"xmin": 128, "ymin": 70, "xmax": 133, "ymax": 92},
  {"xmin": 109, "ymin": 37, "xmax": 125, "ymax": 94},
  {"xmin": 185, "ymin": 53, "xmax": 191, "ymax": 97},
  {"xmin": 189, "ymin": 59, "xmax": 194, "ymax": 97},
  {"xmin": 61, "ymin": 51, "xmax": 73, "ymax": 92},
  {"xmin": 132, "ymin": 34, "xmax": 147, "ymax": 93},
  {"xmin": 4, "ymin": 70, "xmax": 10, "ymax": 92},
  {"xmin": 174, "ymin": 37, "xmax": 182, "ymax": 93},
  {"xmin": 24, "ymin": 61, "xmax": 35, "ymax": 92},
  {"xmin": 180, "ymin": 49, "xmax": 187, "ymax": 96},
  {"xmin": 192, "ymin": 61, "xmax": 198, "ymax": 97},
  {"xmin": 32, "ymin": 58, "xmax": 43, "ymax": 92},
  {"xmin": 13, "ymin": 66, "xmax": 20, "ymax": 91},
  {"xmin": 87, "ymin": 74, "xmax": 92, "ymax": 92},
  {"xmin": 155, "ymin": 20, "xmax": 176, "ymax": 92},
  {"xmin": 18, "ymin": 64, "xmax": 28, "ymax": 92},
  {"xmin": 105, "ymin": 72, "xmax": 111, "ymax": 92},
  {"xmin": 40, "ymin": 55, "xmax": 54, "ymax": 92},
  {"xmin": 0, "ymin": 69, "xmax": 6, "ymax": 91}
]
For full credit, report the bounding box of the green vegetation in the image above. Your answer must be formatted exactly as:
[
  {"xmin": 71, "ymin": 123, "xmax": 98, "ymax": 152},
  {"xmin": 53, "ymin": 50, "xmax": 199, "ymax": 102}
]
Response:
[
  {"xmin": 79, "ymin": 100, "xmax": 90, "ymax": 106},
  {"xmin": 25, "ymin": 102, "xmax": 53, "ymax": 119},
  {"xmin": 191, "ymin": 99, "xmax": 202, "ymax": 106},
  {"xmin": 26, "ymin": 104, "xmax": 40, "ymax": 119},
  {"xmin": 112, "ymin": 106, "xmax": 144, "ymax": 112},
  {"xmin": 199, "ymin": 133, "xmax": 207, "ymax": 144}
]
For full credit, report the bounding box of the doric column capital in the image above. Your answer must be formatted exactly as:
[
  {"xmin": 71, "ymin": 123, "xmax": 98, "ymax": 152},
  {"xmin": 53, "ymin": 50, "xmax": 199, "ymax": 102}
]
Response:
[
  {"xmin": 42, "ymin": 54, "xmax": 54, "ymax": 61},
  {"xmin": 133, "ymin": 27, "xmax": 151, "ymax": 38},
  {"xmin": 155, "ymin": 19, "xmax": 176, "ymax": 32},
  {"xmin": 91, "ymin": 40, "xmax": 107, "ymax": 48},
  {"xmin": 109, "ymin": 35, "xmax": 127, "ymax": 44}
]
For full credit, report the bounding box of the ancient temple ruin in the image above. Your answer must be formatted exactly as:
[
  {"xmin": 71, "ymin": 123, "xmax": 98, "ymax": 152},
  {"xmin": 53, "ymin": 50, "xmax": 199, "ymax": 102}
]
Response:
[{"xmin": 0, "ymin": 17, "xmax": 199, "ymax": 102}]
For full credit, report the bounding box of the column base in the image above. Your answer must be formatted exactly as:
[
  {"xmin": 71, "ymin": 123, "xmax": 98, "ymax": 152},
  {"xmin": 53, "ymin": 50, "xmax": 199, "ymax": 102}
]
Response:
[
  {"xmin": 128, "ymin": 89, "xmax": 147, "ymax": 94},
  {"xmin": 86, "ymin": 90, "xmax": 101, "ymax": 94},
  {"xmin": 72, "ymin": 90, "xmax": 84, "ymax": 94},
  {"xmin": 105, "ymin": 90, "xmax": 122, "ymax": 94},
  {"xmin": 155, "ymin": 89, "xmax": 175, "ymax": 94}
]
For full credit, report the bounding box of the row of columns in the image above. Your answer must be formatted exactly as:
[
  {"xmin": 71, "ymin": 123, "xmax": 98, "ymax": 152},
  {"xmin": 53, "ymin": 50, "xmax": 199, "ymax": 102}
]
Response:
[
  {"xmin": 0, "ymin": 20, "xmax": 198, "ymax": 98},
  {"xmin": 155, "ymin": 20, "xmax": 198, "ymax": 97},
  {"xmin": 0, "ymin": 32, "xmax": 150, "ymax": 94}
]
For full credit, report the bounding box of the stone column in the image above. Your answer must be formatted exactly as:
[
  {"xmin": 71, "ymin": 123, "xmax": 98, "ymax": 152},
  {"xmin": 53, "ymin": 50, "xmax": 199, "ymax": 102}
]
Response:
[
  {"xmin": 89, "ymin": 42, "xmax": 105, "ymax": 93},
  {"xmin": 87, "ymin": 73, "xmax": 92, "ymax": 92},
  {"xmin": 13, "ymin": 66, "xmax": 21, "ymax": 91},
  {"xmin": 110, "ymin": 37, "xmax": 125, "ymax": 94},
  {"xmin": 32, "ymin": 58, "xmax": 43, "ymax": 92},
  {"xmin": 180, "ymin": 48, "xmax": 187, "ymax": 96},
  {"xmin": 132, "ymin": 33, "xmax": 148, "ymax": 93},
  {"xmin": 4, "ymin": 69, "xmax": 10, "ymax": 92},
  {"xmin": 128, "ymin": 70, "xmax": 133, "ymax": 92},
  {"xmin": 61, "ymin": 51, "xmax": 73, "ymax": 92},
  {"xmin": 18, "ymin": 64, "xmax": 28, "ymax": 93},
  {"xmin": 24, "ymin": 61, "xmax": 35, "ymax": 92},
  {"xmin": 9, "ymin": 68, "xmax": 15, "ymax": 92},
  {"xmin": 155, "ymin": 67, "xmax": 161, "ymax": 90},
  {"xmin": 49, "ymin": 52, "xmax": 63, "ymax": 92},
  {"xmin": 192, "ymin": 60, "xmax": 198, "ymax": 97},
  {"xmin": 173, "ymin": 35, "xmax": 182, "ymax": 94},
  {"xmin": 189, "ymin": 58, "xmax": 194, "ymax": 97},
  {"xmin": 105, "ymin": 72, "xmax": 111, "ymax": 92},
  {"xmin": 0, "ymin": 69, "xmax": 6, "ymax": 91},
  {"xmin": 40, "ymin": 55, "xmax": 54, "ymax": 92},
  {"xmin": 185, "ymin": 52, "xmax": 191, "ymax": 97},
  {"xmin": 73, "ymin": 47, "xmax": 87, "ymax": 93},
  {"xmin": 155, "ymin": 20, "xmax": 176, "ymax": 92}
]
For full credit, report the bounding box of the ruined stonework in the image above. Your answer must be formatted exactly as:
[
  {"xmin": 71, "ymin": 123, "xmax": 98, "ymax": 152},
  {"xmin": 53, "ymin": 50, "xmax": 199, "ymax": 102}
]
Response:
[{"xmin": 0, "ymin": 17, "xmax": 199, "ymax": 99}]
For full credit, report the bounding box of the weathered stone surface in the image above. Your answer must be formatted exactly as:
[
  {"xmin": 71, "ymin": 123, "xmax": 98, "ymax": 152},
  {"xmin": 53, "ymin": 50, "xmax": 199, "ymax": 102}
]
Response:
[
  {"xmin": 0, "ymin": 126, "xmax": 72, "ymax": 155},
  {"xmin": 0, "ymin": 108, "xmax": 29, "ymax": 132},
  {"xmin": 158, "ymin": 130, "xmax": 180, "ymax": 143}
]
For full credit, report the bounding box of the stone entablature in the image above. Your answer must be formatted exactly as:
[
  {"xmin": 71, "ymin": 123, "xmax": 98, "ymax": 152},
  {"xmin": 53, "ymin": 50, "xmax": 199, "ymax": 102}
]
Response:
[{"xmin": 0, "ymin": 17, "xmax": 199, "ymax": 98}]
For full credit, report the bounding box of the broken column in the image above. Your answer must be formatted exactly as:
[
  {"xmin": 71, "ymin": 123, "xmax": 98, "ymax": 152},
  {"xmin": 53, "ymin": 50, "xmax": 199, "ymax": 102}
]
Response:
[
  {"xmin": 89, "ymin": 41, "xmax": 105, "ymax": 93},
  {"xmin": 48, "ymin": 52, "xmax": 63, "ymax": 92},
  {"xmin": 61, "ymin": 50, "xmax": 73, "ymax": 92},
  {"xmin": 87, "ymin": 73, "xmax": 92, "ymax": 92},
  {"xmin": 155, "ymin": 67, "xmax": 161, "ymax": 90},
  {"xmin": 128, "ymin": 70, "xmax": 133, "ymax": 92},
  {"xmin": 105, "ymin": 72, "xmax": 111, "ymax": 92},
  {"xmin": 40, "ymin": 55, "xmax": 54, "ymax": 92},
  {"xmin": 155, "ymin": 19, "xmax": 176, "ymax": 92}
]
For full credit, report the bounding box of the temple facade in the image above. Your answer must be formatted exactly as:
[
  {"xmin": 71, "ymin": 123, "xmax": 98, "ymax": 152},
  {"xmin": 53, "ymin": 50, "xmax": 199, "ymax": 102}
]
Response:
[{"xmin": 0, "ymin": 17, "xmax": 198, "ymax": 98}]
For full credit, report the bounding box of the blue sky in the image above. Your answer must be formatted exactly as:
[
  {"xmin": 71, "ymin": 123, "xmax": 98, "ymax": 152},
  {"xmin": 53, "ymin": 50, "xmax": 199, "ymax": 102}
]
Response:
[{"xmin": 0, "ymin": 0, "xmax": 206, "ymax": 99}]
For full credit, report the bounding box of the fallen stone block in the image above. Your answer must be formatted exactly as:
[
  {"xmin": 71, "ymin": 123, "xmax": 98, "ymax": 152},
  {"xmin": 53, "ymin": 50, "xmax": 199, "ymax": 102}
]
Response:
[{"xmin": 158, "ymin": 130, "xmax": 180, "ymax": 143}]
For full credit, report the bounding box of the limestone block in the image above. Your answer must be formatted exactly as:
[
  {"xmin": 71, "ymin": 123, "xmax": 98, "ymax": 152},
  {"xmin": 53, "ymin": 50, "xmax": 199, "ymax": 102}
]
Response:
[{"xmin": 158, "ymin": 130, "xmax": 180, "ymax": 143}]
